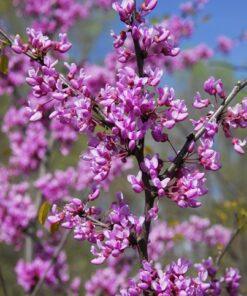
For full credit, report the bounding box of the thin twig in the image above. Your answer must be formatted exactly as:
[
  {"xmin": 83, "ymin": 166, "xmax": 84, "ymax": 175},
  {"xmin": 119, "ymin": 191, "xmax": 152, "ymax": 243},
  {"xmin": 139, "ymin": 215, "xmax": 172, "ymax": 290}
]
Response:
[
  {"xmin": 85, "ymin": 215, "xmax": 110, "ymax": 229},
  {"xmin": 30, "ymin": 230, "xmax": 70, "ymax": 296},
  {"xmin": 216, "ymin": 221, "xmax": 246, "ymax": 266}
]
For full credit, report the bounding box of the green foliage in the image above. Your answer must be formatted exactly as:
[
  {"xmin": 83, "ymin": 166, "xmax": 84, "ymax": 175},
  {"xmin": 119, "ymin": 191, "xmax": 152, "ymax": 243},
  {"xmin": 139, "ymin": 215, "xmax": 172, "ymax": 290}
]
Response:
[
  {"xmin": 0, "ymin": 54, "xmax": 9, "ymax": 74},
  {"xmin": 38, "ymin": 201, "xmax": 51, "ymax": 225}
]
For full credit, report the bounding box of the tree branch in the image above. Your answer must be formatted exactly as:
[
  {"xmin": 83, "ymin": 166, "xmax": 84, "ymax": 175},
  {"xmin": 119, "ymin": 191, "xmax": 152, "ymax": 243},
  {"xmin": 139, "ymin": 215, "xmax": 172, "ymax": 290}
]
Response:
[
  {"xmin": 130, "ymin": 5, "xmax": 154, "ymax": 266},
  {"xmin": 216, "ymin": 220, "xmax": 246, "ymax": 266},
  {"xmin": 163, "ymin": 79, "xmax": 247, "ymax": 179},
  {"xmin": 30, "ymin": 230, "xmax": 70, "ymax": 296}
]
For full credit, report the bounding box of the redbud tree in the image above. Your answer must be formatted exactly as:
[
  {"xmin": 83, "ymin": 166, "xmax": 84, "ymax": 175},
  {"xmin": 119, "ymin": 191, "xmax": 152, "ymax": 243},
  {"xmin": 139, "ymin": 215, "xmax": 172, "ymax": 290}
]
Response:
[{"xmin": 0, "ymin": 0, "xmax": 246, "ymax": 295}]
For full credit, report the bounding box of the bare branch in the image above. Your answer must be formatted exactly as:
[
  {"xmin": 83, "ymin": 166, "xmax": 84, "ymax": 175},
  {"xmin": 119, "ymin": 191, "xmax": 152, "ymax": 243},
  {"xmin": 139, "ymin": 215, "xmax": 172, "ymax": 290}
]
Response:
[{"xmin": 216, "ymin": 220, "xmax": 246, "ymax": 266}]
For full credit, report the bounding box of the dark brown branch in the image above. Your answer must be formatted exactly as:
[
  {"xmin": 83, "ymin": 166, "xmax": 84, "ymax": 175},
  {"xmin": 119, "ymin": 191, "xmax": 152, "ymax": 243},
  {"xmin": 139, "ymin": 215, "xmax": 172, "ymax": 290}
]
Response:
[
  {"xmin": 135, "ymin": 138, "xmax": 155, "ymax": 262},
  {"xmin": 132, "ymin": 35, "xmax": 145, "ymax": 78},
  {"xmin": 130, "ymin": 5, "xmax": 154, "ymax": 267}
]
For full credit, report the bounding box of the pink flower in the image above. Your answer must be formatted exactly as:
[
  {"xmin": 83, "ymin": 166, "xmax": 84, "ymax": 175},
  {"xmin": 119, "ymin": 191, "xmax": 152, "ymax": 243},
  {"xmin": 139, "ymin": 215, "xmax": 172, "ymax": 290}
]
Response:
[
  {"xmin": 204, "ymin": 76, "xmax": 225, "ymax": 98},
  {"xmin": 141, "ymin": 0, "xmax": 158, "ymax": 12},
  {"xmin": 232, "ymin": 137, "xmax": 246, "ymax": 154},
  {"xmin": 112, "ymin": 0, "xmax": 135, "ymax": 22},
  {"xmin": 217, "ymin": 36, "xmax": 234, "ymax": 54},
  {"xmin": 193, "ymin": 92, "xmax": 210, "ymax": 109},
  {"xmin": 127, "ymin": 171, "xmax": 144, "ymax": 193}
]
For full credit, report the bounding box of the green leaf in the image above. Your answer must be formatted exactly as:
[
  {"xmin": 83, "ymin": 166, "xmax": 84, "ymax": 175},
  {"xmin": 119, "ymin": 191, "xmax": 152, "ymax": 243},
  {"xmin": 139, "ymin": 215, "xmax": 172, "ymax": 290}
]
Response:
[
  {"xmin": 0, "ymin": 55, "xmax": 9, "ymax": 75},
  {"xmin": 38, "ymin": 201, "xmax": 51, "ymax": 225},
  {"xmin": 50, "ymin": 221, "xmax": 60, "ymax": 234}
]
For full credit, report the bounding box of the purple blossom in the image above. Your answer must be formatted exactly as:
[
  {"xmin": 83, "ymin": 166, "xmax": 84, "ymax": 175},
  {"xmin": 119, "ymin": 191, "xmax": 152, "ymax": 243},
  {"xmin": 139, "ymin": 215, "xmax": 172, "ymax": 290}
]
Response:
[
  {"xmin": 204, "ymin": 76, "xmax": 225, "ymax": 98},
  {"xmin": 217, "ymin": 36, "xmax": 234, "ymax": 54},
  {"xmin": 167, "ymin": 168, "xmax": 208, "ymax": 208},
  {"xmin": 127, "ymin": 171, "xmax": 144, "ymax": 193},
  {"xmin": 198, "ymin": 139, "xmax": 221, "ymax": 171},
  {"xmin": 232, "ymin": 137, "xmax": 246, "ymax": 154},
  {"xmin": 224, "ymin": 268, "xmax": 241, "ymax": 296},
  {"xmin": 193, "ymin": 91, "xmax": 210, "ymax": 109}
]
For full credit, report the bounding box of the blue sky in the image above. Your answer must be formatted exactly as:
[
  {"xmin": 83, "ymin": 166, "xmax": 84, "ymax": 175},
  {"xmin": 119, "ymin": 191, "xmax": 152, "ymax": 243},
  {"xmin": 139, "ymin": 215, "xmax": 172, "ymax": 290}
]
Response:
[{"xmin": 90, "ymin": 0, "xmax": 247, "ymax": 72}]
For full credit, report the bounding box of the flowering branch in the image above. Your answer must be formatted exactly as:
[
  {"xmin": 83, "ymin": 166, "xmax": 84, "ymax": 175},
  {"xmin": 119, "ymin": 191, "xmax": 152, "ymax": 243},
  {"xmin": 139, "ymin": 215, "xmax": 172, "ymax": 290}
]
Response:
[
  {"xmin": 130, "ymin": 3, "xmax": 155, "ymax": 263},
  {"xmin": 163, "ymin": 79, "xmax": 247, "ymax": 179},
  {"xmin": 1, "ymin": 1, "xmax": 247, "ymax": 294},
  {"xmin": 0, "ymin": 27, "xmax": 111, "ymax": 129},
  {"xmin": 30, "ymin": 230, "xmax": 70, "ymax": 296}
]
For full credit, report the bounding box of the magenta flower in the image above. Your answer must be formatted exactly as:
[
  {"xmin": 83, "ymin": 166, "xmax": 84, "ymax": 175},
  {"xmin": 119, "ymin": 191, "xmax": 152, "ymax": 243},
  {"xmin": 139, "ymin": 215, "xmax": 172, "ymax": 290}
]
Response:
[
  {"xmin": 112, "ymin": 0, "xmax": 135, "ymax": 22},
  {"xmin": 141, "ymin": 0, "xmax": 158, "ymax": 12},
  {"xmin": 127, "ymin": 171, "xmax": 144, "ymax": 193},
  {"xmin": 217, "ymin": 35, "xmax": 234, "ymax": 54},
  {"xmin": 204, "ymin": 76, "xmax": 225, "ymax": 98},
  {"xmin": 193, "ymin": 92, "xmax": 210, "ymax": 109},
  {"xmin": 232, "ymin": 137, "xmax": 246, "ymax": 154}
]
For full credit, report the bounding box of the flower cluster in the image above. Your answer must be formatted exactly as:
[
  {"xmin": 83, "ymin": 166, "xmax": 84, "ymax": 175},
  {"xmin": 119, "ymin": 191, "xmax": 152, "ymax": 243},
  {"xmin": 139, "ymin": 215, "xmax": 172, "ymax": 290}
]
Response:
[
  {"xmin": 121, "ymin": 258, "xmax": 241, "ymax": 295},
  {"xmin": 85, "ymin": 266, "xmax": 129, "ymax": 296},
  {"xmin": 180, "ymin": 0, "xmax": 209, "ymax": 16},
  {"xmin": 12, "ymin": 28, "xmax": 72, "ymax": 56},
  {"xmin": 35, "ymin": 168, "xmax": 76, "ymax": 203},
  {"xmin": 3, "ymin": 107, "xmax": 47, "ymax": 173},
  {"xmin": 149, "ymin": 215, "xmax": 231, "ymax": 260},
  {"xmin": 0, "ymin": 0, "xmax": 246, "ymax": 295},
  {"xmin": 13, "ymin": 0, "xmax": 114, "ymax": 34},
  {"xmin": 222, "ymin": 98, "xmax": 247, "ymax": 154},
  {"xmin": 49, "ymin": 193, "xmax": 143, "ymax": 264},
  {"xmin": 0, "ymin": 53, "xmax": 29, "ymax": 95},
  {"xmin": 217, "ymin": 36, "xmax": 234, "ymax": 54},
  {"xmin": 0, "ymin": 171, "xmax": 35, "ymax": 248}
]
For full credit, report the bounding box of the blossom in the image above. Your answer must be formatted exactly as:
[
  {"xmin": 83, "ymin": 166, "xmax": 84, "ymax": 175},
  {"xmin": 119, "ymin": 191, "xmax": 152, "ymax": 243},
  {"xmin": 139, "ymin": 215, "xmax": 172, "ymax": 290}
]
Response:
[
  {"xmin": 0, "ymin": 178, "xmax": 35, "ymax": 248},
  {"xmin": 112, "ymin": 0, "xmax": 135, "ymax": 22},
  {"xmin": 224, "ymin": 268, "xmax": 241, "ymax": 296},
  {"xmin": 15, "ymin": 253, "xmax": 69, "ymax": 292},
  {"xmin": 217, "ymin": 36, "xmax": 234, "ymax": 54},
  {"xmin": 127, "ymin": 171, "xmax": 144, "ymax": 193},
  {"xmin": 12, "ymin": 28, "xmax": 72, "ymax": 56},
  {"xmin": 198, "ymin": 139, "xmax": 221, "ymax": 171},
  {"xmin": 141, "ymin": 0, "xmax": 158, "ymax": 12},
  {"xmin": 204, "ymin": 76, "xmax": 225, "ymax": 98},
  {"xmin": 193, "ymin": 91, "xmax": 210, "ymax": 109},
  {"xmin": 167, "ymin": 168, "xmax": 208, "ymax": 208},
  {"xmin": 232, "ymin": 137, "xmax": 246, "ymax": 154}
]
